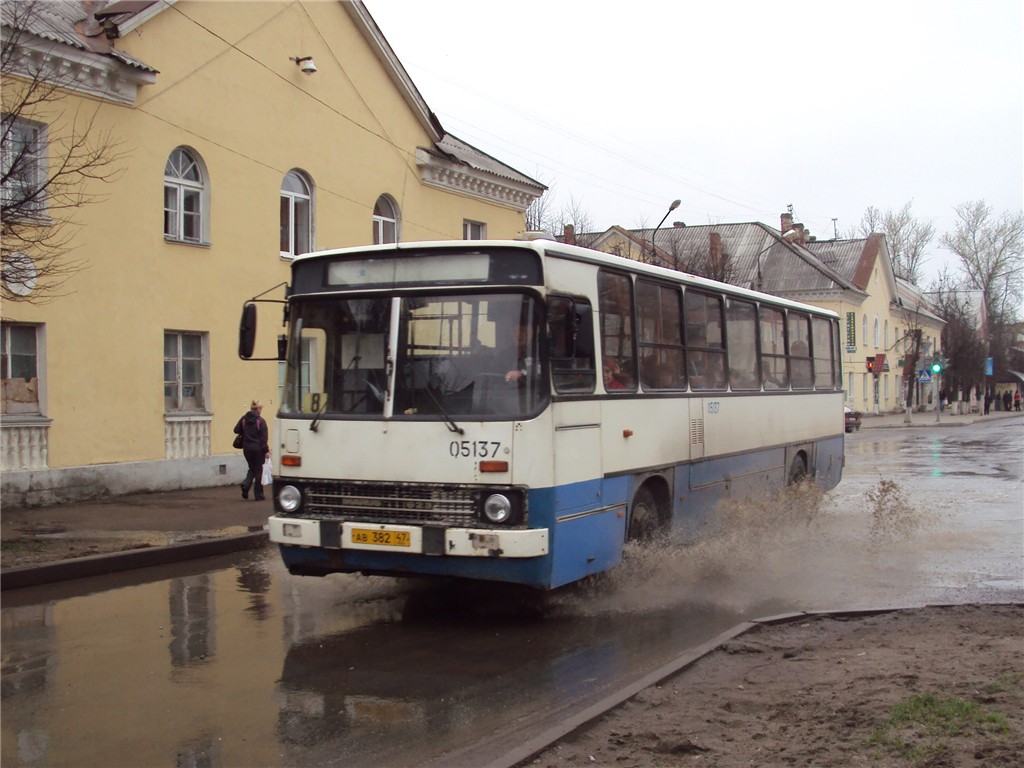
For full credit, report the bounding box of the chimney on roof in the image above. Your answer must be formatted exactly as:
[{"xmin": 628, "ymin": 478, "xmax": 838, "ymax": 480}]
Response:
[
  {"xmin": 709, "ymin": 231, "xmax": 723, "ymax": 269},
  {"xmin": 563, "ymin": 223, "xmax": 575, "ymax": 246},
  {"xmin": 781, "ymin": 212, "xmax": 794, "ymax": 234},
  {"xmin": 791, "ymin": 223, "xmax": 813, "ymax": 245}
]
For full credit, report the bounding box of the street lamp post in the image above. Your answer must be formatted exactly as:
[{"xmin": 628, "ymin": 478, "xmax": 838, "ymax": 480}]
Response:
[
  {"xmin": 754, "ymin": 228, "xmax": 800, "ymax": 292},
  {"xmin": 649, "ymin": 199, "xmax": 681, "ymax": 263}
]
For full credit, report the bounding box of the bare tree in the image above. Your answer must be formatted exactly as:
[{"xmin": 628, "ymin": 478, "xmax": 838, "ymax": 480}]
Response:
[
  {"xmin": 525, "ymin": 177, "xmax": 557, "ymax": 235},
  {"xmin": 1, "ymin": 0, "xmax": 126, "ymax": 304},
  {"xmin": 938, "ymin": 200, "xmax": 1024, "ymax": 323},
  {"xmin": 936, "ymin": 201, "xmax": 1024, "ymax": 393},
  {"xmin": 930, "ymin": 266, "xmax": 988, "ymax": 403},
  {"xmin": 882, "ymin": 202, "xmax": 934, "ymax": 284},
  {"xmin": 851, "ymin": 202, "xmax": 934, "ymax": 283},
  {"xmin": 661, "ymin": 231, "xmax": 738, "ymax": 284},
  {"xmin": 627, "ymin": 214, "xmax": 657, "ymax": 264},
  {"xmin": 893, "ymin": 304, "xmax": 934, "ymax": 421},
  {"xmin": 558, "ymin": 195, "xmax": 596, "ymax": 247},
  {"xmin": 851, "ymin": 205, "xmax": 883, "ymax": 239}
]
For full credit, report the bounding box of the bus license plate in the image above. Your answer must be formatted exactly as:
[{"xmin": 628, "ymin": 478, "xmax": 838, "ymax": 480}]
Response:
[{"xmin": 350, "ymin": 528, "xmax": 411, "ymax": 548}]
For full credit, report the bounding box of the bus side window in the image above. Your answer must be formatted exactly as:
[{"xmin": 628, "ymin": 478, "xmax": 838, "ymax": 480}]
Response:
[
  {"xmin": 597, "ymin": 271, "xmax": 636, "ymax": 391},
  {"xmin": 685, "ymin": 290, "xmax": 727, "ymax": 391},
  {"xmin": 549, "ymin": 296, "xmax": 595, "ymax": 393},
  {"xmin": 637, "ymin": 280, "xmax": 686, "ymax": 390},
  {"xmin": 788, "ymin": 312, "xmax": 813, "ymax": 389}
]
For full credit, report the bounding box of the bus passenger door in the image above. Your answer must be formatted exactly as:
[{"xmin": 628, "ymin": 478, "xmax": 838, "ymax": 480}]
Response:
[
  {"xmin": 552, "ymin": 400, "xmax": 602, "ymax": 503},
  {"xmin": 551, "ymin": 399, "xmax": 619, "ymax": 587}
]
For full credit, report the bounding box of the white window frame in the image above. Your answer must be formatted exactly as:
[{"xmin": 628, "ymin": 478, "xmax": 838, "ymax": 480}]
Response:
[
  {"xmin": 278, "ymin": 337, "xmax": 316, "ymax": 405},
  {"xmin": 372, "ymin": 195, "xmax": 399, "ymax": 244},
  {"xmin": 164, "ymin": 147, "xmax": 208, "ymax": 245},
  {"xmin": 1, "ymin": 322, "xmax": 44, "ymax": 416},
  {"xmin": 463, "ymin": 220, "xmax": 486, "ymax": 240},
  {"xmin": 873, "ymin": 316, "xmax": 880, "ymax": 348},
  {"xmin": 1, "ymin": 114, "xmax": 48, "ymax": 217},
  {"xmin": 280, "ymin": 170, "xmax": 313, "ymax": 258},
  {"xmin": 164, "ymin": 331, "xmax": 209, "ymax": 413}
]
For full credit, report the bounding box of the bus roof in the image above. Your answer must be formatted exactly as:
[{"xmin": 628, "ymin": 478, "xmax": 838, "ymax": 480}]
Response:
[{"xmin": 293, "ymin": 239, "xmax": 841, "ymax": 319}]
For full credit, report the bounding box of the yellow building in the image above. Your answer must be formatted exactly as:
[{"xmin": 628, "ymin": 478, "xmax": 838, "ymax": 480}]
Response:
[
  {"xmin": 579, "ymin": 215, "xmax": 945, "ymax": 415},
  {"xmin": 1, "ymin": 1, "xmax": 544, "ymax": 505}
]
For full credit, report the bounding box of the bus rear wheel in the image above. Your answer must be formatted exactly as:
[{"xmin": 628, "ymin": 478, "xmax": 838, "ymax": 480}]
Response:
[
  {"xmin": 787, "ymin": 454, "xmax": 808, "ymax": 486},
  {"xmin": 628, "ymin": 486, "xmax": 667, "ymax": 542}
]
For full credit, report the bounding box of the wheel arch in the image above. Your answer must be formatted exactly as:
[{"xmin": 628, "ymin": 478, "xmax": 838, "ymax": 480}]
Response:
[
  {"xmin": 626, "ymin": 471, "xmax": 674, "ymax": 541},
  {"xmin": 785, "ymin": 443, "xmax": 814, "ymax": 485}
]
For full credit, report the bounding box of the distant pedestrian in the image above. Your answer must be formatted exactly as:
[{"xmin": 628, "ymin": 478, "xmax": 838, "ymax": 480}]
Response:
[
  {"xmin": 1004, "ymin": 391, "xmax": 1013, "ymax": 412},
  {"xmin": 1016, "ymin": 391, "xmax": 1021, "ymax": 412},
  {"xmin": 984, "ymin": 393, "xmax": 991, "ymax": 415},
  {"xmin": 235, "ymin": 400, "xmax": 270, "ymax": 500}
]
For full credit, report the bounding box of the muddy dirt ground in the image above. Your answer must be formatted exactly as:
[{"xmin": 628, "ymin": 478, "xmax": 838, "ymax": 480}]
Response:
[{"xmin": 524, "ymin": 603, "xmax": 1022, "ymax": 767}]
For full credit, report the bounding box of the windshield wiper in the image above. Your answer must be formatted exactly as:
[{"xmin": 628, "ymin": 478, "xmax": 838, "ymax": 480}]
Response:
[{"xmin": 424, "ymin": 386, "xmax": 464, "ymax": 435}]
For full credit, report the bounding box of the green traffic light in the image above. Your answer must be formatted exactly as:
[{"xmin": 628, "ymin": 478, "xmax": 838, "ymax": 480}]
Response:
[{"xmin": 930, "ymin": 361, "xmax": 942, "ymax": 374}]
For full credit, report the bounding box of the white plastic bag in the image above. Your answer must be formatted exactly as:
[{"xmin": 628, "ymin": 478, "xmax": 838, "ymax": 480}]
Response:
[{"xmin": 261, "ymin": 456, "xmax": 273, "ymax": 486}]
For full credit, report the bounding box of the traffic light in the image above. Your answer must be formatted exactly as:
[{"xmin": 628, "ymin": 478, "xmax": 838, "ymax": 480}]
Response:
[{"xmin": 930, "ymin": 358, "xmax": 945, "ymax": 374}]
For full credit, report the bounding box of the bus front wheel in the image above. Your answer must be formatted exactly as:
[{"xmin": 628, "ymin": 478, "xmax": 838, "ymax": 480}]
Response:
[{"xmin": 628, "ymin": 486, "xmax": 667, "ymax": 542}]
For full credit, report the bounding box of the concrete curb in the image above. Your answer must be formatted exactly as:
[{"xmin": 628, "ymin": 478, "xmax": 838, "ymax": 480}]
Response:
[
  {"xmin": 860, "ymin": 411, "xmax": 1020, "ymax": 429},
  {"xmin": 0, "ymin": 531, "xmax": 269, "ymax": 591}
]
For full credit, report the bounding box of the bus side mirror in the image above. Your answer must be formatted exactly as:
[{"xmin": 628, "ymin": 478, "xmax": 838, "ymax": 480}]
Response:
[{"xmin": 239, "ymin": 303, "xmax": 257, "ymax": 359}]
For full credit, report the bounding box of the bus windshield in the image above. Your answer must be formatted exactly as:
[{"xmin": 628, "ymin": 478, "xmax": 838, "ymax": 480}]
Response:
[{"xmin": 281, "ymin": 292, "xmax": 546, "ymax": 421}]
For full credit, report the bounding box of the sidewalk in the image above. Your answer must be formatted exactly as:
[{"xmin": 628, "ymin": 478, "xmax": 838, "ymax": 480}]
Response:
[
  {"xmin": 1, "ymin": 484, "xmax": 270, "ymax": 590},
  {"xmin": 857, "ymin": 408, "xmax": 1022, "ymax": 430},
  {"xmin": 2, "ymin": 411, "xmax": 1021, "ymax": 590}
]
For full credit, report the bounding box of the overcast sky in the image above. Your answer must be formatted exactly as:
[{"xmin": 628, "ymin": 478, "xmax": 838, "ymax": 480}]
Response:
[{"xmin": 366, "ymin": 0, "xmax": 1023, "ymax": 285}]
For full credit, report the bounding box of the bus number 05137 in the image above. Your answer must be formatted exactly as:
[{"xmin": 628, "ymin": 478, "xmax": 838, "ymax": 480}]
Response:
[{"xmin": 449, "ymin": 440, "xmax": 502, "ymax": 459}]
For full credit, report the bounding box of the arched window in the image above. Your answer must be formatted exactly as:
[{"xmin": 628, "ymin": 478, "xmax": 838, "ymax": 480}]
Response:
[
  {"xmin": 862, "ymin": 314, "xmax": 868, "ymax": 347},
  {"xmin": 164, "ymin": 147, "xmax": 208, "ymax": 244},
  {"xmin": 280, "ymin": 170, "xmax": 313, "ymax": 257},
  {"xmin": 372, "ymin": 195, "xmax": 399, "ymax": 244},
  {"xmin": 873, "ymin": 316, "xmax": 880, "ymax": 348},
  {"xmin": 884, "ymin": 320, "xmax": 889, "ymax": 350}
]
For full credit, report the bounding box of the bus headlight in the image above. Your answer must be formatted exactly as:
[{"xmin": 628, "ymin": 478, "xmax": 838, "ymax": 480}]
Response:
[
  {"xmin": 482, "ymin": 493, "xmax": 513, "ymax": 524},
  {"xmin": 278, "ymin": 485, "xmax": 302, "ymax": 513}
]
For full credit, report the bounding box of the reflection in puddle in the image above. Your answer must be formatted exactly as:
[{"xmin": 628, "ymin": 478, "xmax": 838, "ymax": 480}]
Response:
[{"xmin": 2, "ymin": 424, "xmax": 1021, "ymax": 767}]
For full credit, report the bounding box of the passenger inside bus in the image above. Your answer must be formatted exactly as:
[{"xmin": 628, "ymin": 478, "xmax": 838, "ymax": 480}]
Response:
[
  {"xmin": 603, "ymin": 357, "xmax": 626, "ymax": 390},
  {"xmin": 688, "ymin": 350, "xmax": 727, "ymax": 390},
  {"xmin": 503, "ymin": 322, "xmax": 535, "ymax": 384},
  {"xmin": 641, "ymin": 356, "xmax": 684, "ymax": 389}
]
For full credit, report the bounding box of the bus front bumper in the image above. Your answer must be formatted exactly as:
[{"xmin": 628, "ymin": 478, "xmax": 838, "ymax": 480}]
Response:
[{"xmin": 268, "ymin": 515, "xmax": 549, "ymax": 558}]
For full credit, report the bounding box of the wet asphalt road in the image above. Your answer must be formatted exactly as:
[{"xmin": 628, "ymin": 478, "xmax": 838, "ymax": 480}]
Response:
[{"xmin": 2, "ymin": 420, "xmax": 1021, "ymax": 767}]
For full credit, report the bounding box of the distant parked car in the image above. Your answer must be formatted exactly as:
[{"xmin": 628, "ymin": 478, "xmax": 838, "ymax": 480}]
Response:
[{"xmin": 845, "ymin": 406, "xmax": 862, "ymax": 433}]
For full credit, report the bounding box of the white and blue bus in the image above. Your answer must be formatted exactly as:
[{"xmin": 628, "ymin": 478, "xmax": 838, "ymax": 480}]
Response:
[{"xmin": 240, "ymin": 239, "xmax": 844, "ymax": 590}]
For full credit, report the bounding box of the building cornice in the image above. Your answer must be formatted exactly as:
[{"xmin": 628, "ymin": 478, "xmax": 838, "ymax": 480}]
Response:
[
  {"xmin": 778, "ymin": 287, "xmax": 867, "ymax": 306},
  {"xmin": 0, "ymin": 29, "xmax": 155, "ymax": 105},
  {"xmin": 416, "ymin": 148, "xmax": 537, "ymax": 212}
]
